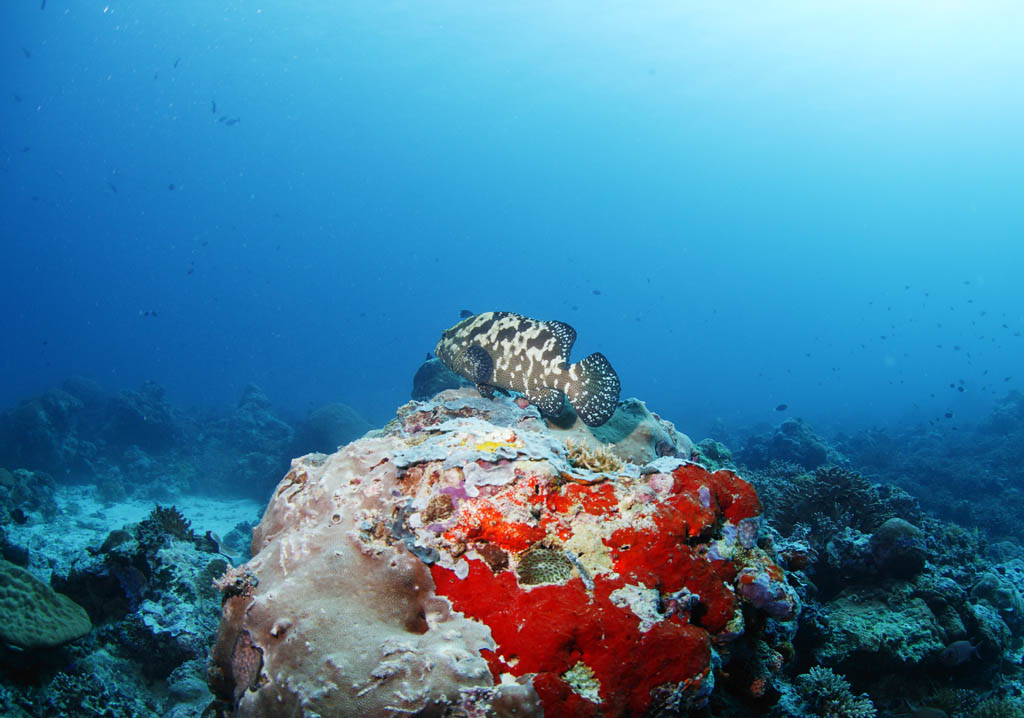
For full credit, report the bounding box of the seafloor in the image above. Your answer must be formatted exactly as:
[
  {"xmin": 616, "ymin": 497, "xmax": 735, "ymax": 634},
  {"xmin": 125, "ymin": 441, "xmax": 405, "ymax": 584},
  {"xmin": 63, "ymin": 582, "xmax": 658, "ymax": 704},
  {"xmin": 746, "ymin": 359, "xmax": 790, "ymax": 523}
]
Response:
[{"xmin": 1, "ymin": 368, "xmax": 1023, "ymax": 717}]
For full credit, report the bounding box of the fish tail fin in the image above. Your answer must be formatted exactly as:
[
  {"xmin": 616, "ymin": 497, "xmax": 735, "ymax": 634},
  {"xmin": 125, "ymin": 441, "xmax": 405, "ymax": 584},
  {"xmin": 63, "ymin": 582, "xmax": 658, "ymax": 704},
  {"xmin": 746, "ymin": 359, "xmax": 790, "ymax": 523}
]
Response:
[{"xmin": 565, "ymin": 352, "xmax": 620, "ymax": 426}]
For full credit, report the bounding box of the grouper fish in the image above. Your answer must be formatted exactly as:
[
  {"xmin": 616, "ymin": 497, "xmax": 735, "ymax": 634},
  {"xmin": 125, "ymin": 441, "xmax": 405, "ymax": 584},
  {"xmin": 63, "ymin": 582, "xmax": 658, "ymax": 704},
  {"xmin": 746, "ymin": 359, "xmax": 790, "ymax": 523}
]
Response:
[{"xmin": 434, "ymin": 311, "xmax": 621, "ymax": 426}]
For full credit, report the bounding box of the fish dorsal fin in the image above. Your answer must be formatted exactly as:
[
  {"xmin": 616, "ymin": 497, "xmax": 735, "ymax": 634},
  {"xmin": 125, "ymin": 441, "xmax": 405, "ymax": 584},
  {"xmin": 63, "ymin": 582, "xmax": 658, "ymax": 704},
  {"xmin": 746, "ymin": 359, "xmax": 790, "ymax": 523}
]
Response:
[{"xmin": 545, "ymin": 320, "xmax": 577, "ymax": 358}]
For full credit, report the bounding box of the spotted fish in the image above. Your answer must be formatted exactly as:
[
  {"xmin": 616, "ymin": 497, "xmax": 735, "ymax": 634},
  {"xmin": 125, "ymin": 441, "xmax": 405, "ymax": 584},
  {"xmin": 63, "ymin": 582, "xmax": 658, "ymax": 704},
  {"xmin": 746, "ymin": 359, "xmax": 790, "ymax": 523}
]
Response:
[{"xmin": 434, "ymin": 311, "xmax": 620, "ymax": 426}]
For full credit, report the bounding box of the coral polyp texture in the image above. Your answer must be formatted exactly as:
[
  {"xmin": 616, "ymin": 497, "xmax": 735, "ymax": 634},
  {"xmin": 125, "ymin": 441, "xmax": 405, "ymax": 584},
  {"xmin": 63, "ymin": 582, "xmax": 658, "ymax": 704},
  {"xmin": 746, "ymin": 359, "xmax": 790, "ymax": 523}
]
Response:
[{"xmin": 207, "ymin": 388, "xmax": 798, "ymax": 718}]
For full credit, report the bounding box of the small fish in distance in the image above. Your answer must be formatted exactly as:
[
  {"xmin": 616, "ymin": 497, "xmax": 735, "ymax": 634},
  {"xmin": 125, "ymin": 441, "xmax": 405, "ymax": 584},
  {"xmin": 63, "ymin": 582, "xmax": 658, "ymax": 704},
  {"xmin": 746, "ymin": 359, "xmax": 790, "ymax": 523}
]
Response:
[
  {"xmin": 775, "ymin": 404, "xmax": 788, "ymax": 411},
  {"xmin": 940, "ymin": 640, "xmax": 980, "ymax": 667}
]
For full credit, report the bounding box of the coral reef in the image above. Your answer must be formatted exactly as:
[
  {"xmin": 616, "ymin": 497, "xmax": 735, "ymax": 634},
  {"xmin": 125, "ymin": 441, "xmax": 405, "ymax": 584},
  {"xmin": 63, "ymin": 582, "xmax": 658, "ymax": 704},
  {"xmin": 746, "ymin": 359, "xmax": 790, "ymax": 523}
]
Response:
[
  {"xmin": 206, "ymin": 388, "xmax": 798, "ymax": 717},
  {"xmin": 835, "ymin": 390, "xmax": 1024, "ymax": 542},
  {"xmin": 0, "ymin": 379, "xmax": 372, "ymax": 501},
  {"xmin": 5, "ymin": 377, "xmax": 1024, "ymax": 716},
  {"xmin": 738, "ymin": 418, "xmax": 838, "ymax": 471},
  {"xmin": 50, "ymin": 506, "xmax": 228, "ymax": 694}
]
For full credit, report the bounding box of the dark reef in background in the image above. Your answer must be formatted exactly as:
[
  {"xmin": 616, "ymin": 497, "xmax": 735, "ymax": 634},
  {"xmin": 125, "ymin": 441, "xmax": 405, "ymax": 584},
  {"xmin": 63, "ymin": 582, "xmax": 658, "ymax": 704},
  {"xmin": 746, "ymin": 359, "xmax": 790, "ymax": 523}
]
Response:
[
  {"xmin": 0, "ymin": 377, "xmax": 374, "ymax": 501},
  {"xmin": 290, "ymin": 401, "xmax": 374, "ymax": 455},
  {"xmin": 737, "ymin": 417, "xmax": 840, "ymax": 471}
]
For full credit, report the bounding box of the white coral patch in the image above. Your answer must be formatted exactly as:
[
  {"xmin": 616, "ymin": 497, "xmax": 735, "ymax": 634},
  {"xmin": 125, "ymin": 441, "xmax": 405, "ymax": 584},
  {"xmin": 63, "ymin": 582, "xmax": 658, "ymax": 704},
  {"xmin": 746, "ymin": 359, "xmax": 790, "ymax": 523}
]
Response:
[
  {"xmin": 609, "ymin": 583, "xmax": 664, "ymax": 633},
  {"xmin": 562, "ymin": 661, "xmax": 601, "ymax": 702}
]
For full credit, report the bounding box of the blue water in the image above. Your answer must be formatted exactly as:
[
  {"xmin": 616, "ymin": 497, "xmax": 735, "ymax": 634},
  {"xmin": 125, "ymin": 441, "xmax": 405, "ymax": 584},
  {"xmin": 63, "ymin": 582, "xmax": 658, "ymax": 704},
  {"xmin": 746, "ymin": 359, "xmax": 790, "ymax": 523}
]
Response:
[{"xmin": 3, "ymin": 1, "xmax": 1023, "ymax": 433}]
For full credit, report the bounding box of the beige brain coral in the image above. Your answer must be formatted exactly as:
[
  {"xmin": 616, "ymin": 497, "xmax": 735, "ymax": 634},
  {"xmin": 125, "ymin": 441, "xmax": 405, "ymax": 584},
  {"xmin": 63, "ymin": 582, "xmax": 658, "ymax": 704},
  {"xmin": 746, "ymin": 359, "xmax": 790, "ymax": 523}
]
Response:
[{"xmin": 0, "ymin": 559, "xmax": 92, "ymax": 649}]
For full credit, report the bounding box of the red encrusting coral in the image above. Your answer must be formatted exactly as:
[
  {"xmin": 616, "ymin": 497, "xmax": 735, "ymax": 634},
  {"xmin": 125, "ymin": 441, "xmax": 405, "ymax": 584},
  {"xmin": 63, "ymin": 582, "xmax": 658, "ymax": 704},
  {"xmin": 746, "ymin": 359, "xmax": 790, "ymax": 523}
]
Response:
[
  {"xmin": 541, "ymin": 481, "xmax": 619, "ymax": 516},
  {"xmin": 670, "ymin": 463, "xmax": 762, "ymax": 524},
  {"xmin": 427, "ymin": 461, "xmax": 782, "ymax": 717},
  {"xmin": 442, "ymin": 501, "xmax": 547, "ymax": 553},
  {"xmin": 431, "ymin": 561, "xmax": 711, "ymax": 718}
]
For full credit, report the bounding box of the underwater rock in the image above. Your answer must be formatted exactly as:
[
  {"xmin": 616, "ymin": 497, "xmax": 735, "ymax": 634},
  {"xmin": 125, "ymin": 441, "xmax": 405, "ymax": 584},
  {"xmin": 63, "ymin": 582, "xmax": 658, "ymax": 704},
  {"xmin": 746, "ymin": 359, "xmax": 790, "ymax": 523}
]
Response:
[
  {"xmin": 738, "ymin": 418, "xmax": 834, "ymax": 471},
  {"xmin": 814, "ymin": 585, "xmax": 945, "ymax": 672},
  {"xmin": 544, "ymin": 397, "xmax": 694, "ymax": 467},
  {"xmin": 0, "ymin": 526, "xmax": 29, "ymax": 567},
  {"xmin": 411, "ymin": 357, "xmax": 470, "ymax": 400},
  {"xmin": 104, "ymin": 381, "xmax": 179, "ymax": 453},
  {"xmin": 693, "ymin": 438, "xmax": 735, "ymax": 471},
  {"xmin": 290, "ymin": 401, "xmax": 373, "ymax": 455},
  {"xmin": 207, "ymin": 388, "xmax": 796, "ymax": 717},
  {"xmin": 0, "ymin": 388, "xmax": 86, "ymax": 475},
  {"xmin": 225, "ymin": 385, "xmax": 293, "ymax": 453},
  {"xmin": 971, "ymin": 567, "xmax": 1024, "ymax": 640},
  {"xmin": 213, "ymin": 385, "xmax": 294, "ymax": 495},
  {"xmin": 0, "ymin": 468, "xmax": 59, "ymax": 524},
  {"xmin": 869, "ymin": 517, "xmax": 927, "ymax": 579}
]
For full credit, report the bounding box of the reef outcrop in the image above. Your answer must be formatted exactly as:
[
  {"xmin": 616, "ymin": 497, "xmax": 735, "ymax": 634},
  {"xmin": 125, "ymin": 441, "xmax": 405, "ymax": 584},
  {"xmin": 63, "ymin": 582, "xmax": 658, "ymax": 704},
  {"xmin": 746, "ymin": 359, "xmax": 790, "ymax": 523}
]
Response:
[{"xmin": 206, "ymin": 388, "xmax": 798, "ymax": 717}]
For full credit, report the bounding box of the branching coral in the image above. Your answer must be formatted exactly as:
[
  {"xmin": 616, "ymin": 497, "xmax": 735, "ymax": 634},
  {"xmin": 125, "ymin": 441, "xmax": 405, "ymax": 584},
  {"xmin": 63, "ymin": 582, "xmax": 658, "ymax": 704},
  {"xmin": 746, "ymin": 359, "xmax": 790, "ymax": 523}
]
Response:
[
  {"xmin": 795, "ymin": 665, "xmax": 876, "ymax": 718},
  {"xmin": 135, "ymin": 504, "xmax": 196, "ymax": 554},
  {"xmin": 564, "ymin": 439, "xmax": 624, "ymax": 473},
  {"xmin": 754, "ymin": 465, "xmax": 913, "ymax": 544},
  {"xmin": 146, "ymin": 504, "xmax": 195, "ymax": 540}
]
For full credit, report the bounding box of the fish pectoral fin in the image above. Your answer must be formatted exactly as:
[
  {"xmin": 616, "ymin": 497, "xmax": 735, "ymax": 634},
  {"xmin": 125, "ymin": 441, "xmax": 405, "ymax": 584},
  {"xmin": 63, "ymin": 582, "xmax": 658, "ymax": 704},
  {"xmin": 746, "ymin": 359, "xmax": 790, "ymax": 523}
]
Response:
[
  {"xmin": 476, "ymin": 383, "xmax": 496, "ymax": 399},
  {"xmin": 525, "ymin": 387, "xmax": 565, "ymax": 417},
  {"xmin": 461, "ymin": 344, "xmax": 494, "ymax": 384}
]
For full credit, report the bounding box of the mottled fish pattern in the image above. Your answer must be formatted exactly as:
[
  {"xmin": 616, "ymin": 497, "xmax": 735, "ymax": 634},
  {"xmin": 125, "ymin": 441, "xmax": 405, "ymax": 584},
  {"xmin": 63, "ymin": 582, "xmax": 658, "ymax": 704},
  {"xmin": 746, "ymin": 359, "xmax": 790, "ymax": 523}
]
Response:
[{"xmin": 435, "ymin": 311, "xmax": 621, "ymax": 426}]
